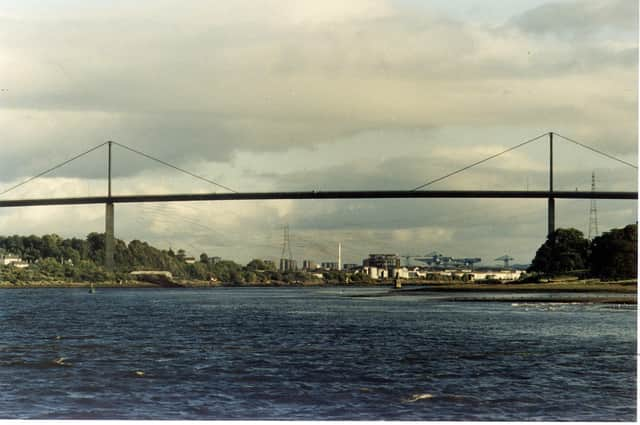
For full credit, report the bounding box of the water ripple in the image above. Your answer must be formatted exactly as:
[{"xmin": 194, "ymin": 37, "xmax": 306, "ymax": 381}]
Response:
[{"xmin": 0, "ymin": 287, "xmax": 635, "ymax": 420}]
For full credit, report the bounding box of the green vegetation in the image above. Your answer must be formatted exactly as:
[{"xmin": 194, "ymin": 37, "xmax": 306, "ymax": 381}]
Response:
[
  {"xmin": 528, "ymin": 228, "xmax": 590, "ymax": 275},
  {"xmin": 590, "ymin": 224, "xmax": 637, "ymax": 280},
  {"xmin": 0, "ymin": 233, "xmax": 340, "ymax": 285},
  {"xmin": 528, "ymin": 224, "xmax": 637, "ymax": 280},
  {"xmin": 0, "ymin": 233, "xmax": 242, "ymax": 284},
  {"xmin": 0, "ymin": 223, "xmax": 635, "ymax": 286}
]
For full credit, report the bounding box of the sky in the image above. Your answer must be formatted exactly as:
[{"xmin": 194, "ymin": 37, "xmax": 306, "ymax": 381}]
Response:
[{"xmin": 0, "ymin": 0, "xmax": 637, "ymax": 267}]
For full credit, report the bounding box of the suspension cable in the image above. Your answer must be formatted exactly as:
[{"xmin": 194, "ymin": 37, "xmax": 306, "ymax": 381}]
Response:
[
  {"xmin": 411, "ymin": 132, "xmax": 549, "ymax": 191},
  {"xmin": 0, "ymin": 142, "xmax": 108, "ymax": 197},
  {"xmin": 112, "ymin": 142, "xmax": 238, "ymax": 193},
  {"xmin": 555, "ymin": 133, "xmax": 638, "ymax": 169}
]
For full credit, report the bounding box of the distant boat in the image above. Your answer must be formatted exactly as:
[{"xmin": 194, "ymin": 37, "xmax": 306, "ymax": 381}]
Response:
[{"xmin": 89, "ymin": 283, "xmax": 95, "ymax": 294}]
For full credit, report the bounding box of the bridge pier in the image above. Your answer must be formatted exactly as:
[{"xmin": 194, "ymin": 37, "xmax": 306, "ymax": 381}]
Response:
[
  {"xmin": 104, "ymin": 141, "xmax": 115, "ymax": 272},
  {"xmin": 548, "ymin": 197, "xmax": 555, "ymax": 237},
  {"xmin": 105, "ymin": 202, "xmax": 115, "ymax": 271},
  {"xmin": 548, "ymin": 132, "xmax": 555, "ymax": 238}
]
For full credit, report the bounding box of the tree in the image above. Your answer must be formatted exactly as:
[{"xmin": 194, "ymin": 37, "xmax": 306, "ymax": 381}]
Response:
[
  {"xmin": 6, "ymin": 235, "xmax": 25, "ymax": 255},
  {"xmin": 199, "ymin": 253, "xmax": 209, "ymax": 264},
  {"xmin": 42, "ymin": 234, "xmax": 62, "ymax": 259},
  {"xmin": 243, "ymin": 270, "xmax": 258, "ymax": 283},
  {"xmin": 62, "ymin": 246, "xmax": 81, "ymax": 265},
  {"xmin": 86, "ymin": 232, "xmax": 105, "ymax": 264},
  {"xmin": 211, "ymin": 260, "xmax": 242, "ymax": 282},
  {"xmin": 72, "ymin": 259, "xmax": 109, "ymax": 281},
  {"xmin": 187, "ymin": 262, "xmax": 210, "ymax": 280},
  {"xmin": 22, "ymin": 247, "xmax": 40, "ymax": 263},
  {"xmin": 36, "ymin": 257, "xmax": 65, "ymax": 279},
  {"xmin": 590, "ymin": 224, "xmax": 637, "ymax": 280},
  {"xmin": 68, "ymin": 237, "xmax": 89, "ymax": 260},
  {"xmin": 528, "ymin": 228, "xmax": 590, "ymax": 275},
  {"xmin": 246, "ymin": 259, "xmax": 265, "ymax": 271},
  {"xmin": 229, "ymin": 269, "xmax": 244, "ymax": 284}
]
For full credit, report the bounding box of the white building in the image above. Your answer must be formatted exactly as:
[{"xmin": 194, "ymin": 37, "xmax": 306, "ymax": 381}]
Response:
[
  {"xmin": 130, "ymin": 270, "xmax": 173, "ymax": 279},
  {"xmin": 471, "ymin": 270, "xmax": 524, "ymax": 281},
  {"xmin": 363, "ymin": 266, "xmax": 380, "ymax": 279},
  {"xmin": 1, "ymin": 255, "xmax": 28, "ymax": 268},
  {"xmin": 1, "ymin": 254, "xmax": 21, "ymax": 266},
  {"xmin": 363, "ymin": 266, "xmax": 410, "ymax": 279},
  {"xmin": 389, "ymin": 267, "xmax": 410, "ymax": 279}
]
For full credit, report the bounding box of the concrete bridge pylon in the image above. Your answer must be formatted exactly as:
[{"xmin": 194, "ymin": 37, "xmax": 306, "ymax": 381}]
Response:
[
  {"xmin": 548, "ymin": 132, "xmax": 555, "ymax": 237},
  {"xmin": 105, "ymin": 141, "xmax": 114, "ymax": 271}
]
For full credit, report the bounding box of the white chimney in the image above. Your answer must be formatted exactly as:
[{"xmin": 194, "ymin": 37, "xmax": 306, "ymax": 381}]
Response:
[{"xmin": 338, "ymin": 243, "xmax": 342, "ymax": 271}]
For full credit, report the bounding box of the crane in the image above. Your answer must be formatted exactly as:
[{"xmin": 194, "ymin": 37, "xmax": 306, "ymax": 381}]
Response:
[
  {"xmin": 414, "ymin": 252, "xmax": 481, "ymax": 269},
  {"xmin": 401, "ymin": 254, "xmax": 426, "ymax": 267},
  {"xmin": 495, "ymin": 255, "xmax": 514, "ymax": 268}
]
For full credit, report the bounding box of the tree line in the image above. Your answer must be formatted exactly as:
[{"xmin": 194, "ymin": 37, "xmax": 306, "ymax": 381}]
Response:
[
  {"xmin": 0, "ymin": 223, "xmax": 635, "ymax": 284},
  {"xmin": 0, "ymin": 233, "xmax": 339, "ymax": 284},
  {"xmin": 0, "ymin": 233, "xmax": 240, "ymax": 283},
  {"xmin": 528, "ymin": 223, "xmax": 637, "ymax": 280}
]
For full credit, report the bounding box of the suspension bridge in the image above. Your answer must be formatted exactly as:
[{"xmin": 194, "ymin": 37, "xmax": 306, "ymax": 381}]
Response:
[{"xmin": 0, "ymin": 132, "xmax": 636, "ymax": 270}]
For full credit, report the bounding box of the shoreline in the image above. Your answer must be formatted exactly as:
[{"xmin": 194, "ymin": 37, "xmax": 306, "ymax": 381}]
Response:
[
  {"xmin": 0, "ymin": 278, "xmax": 636, "ymax": 289},
  {"xmin": 441, "ymin": 297, "xmax": 636, "ymax": 304},
  {"xmin": 390, "ymin": 280, "xmax": 637, "ymax": 293},
  {"xmin": 0, "ymin": 279, "xmax": 636, "ymax": 289},
  {"xmin": 363, "ymin": 281, "xmax": 638, "ymax": 304},
  {"xmin": 0, "ymin": 280, "xmax": 635, "ymax": 304}
]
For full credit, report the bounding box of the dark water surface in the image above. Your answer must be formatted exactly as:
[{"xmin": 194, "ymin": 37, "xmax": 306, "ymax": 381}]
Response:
[{"xmin": 0, "ymin": 287, "xmax": 635, "ymax": 420}]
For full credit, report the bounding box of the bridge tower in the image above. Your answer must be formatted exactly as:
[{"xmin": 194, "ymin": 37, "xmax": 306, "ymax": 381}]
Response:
[
  {"xmin": 105, "ymin": 141, "xmax": 115, "ymax": 271},
  {"xmin": 588, "ymin": 171, "xmax": 599, "ymax": 239},
  {"xmin": 548, "ymin": 132, "xmax": 555, "ymax": 237}
]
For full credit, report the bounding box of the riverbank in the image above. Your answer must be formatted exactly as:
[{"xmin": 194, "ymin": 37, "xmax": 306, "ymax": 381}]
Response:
[
  {"xmin": 0, "ymin": 280, "xmax": 160, "ymax": 288},
  {"xmin": 371, "ymin": 280, "xmax": 638, "ymax": 304},
  {"xmin": 0, "ymin": 279, "xmax": 636, "ymax": 304},
  {"xmin": 0, "ymin": 278, "xmax": 636, "ymax": 292},
  {"xmin": 392, "ymin": 279, "xmax": 637, "ymax": 293}
]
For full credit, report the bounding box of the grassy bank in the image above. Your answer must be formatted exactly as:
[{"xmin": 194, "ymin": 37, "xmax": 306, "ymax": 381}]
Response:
[
  {"xmin": 0, "ymin": 280, "xmax": 158, "ymax": 289},
  {"xmin": 443, "ymin": 296, "xmax": 636, "ymax": 304},
  {"xmin": 0, "ymin": 278, "xmax": 636, "ymax": 293},
  {"xmin": 393, "ymin": 279, "xmax": 637, "ymax": 293}
]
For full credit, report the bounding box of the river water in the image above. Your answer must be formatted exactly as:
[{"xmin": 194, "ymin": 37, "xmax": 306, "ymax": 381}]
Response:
[{"xmin": 0, "ymin": 287, "xmax": 635, "ymax": 420}]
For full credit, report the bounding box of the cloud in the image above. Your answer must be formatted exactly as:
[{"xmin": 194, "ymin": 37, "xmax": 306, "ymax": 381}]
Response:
[
  {"xmin": 509, "ymin": 0, "xmax": 637, "ymax": 37},
  {"xmin": 0, "ymin": 0, "xmax": 636, "ymax": 266},
  {"xmin": 1, "ymin": 0, "xmax": 636, "ymax": 183}
]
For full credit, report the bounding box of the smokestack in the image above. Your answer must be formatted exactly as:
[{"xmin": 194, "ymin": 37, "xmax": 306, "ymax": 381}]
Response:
[{"xmin": 338, "ymin": 243, "xmax": 342, "ymax": 271}]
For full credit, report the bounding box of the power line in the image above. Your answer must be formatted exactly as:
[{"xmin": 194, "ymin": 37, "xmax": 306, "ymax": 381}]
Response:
[
  {"xmin": 411, "ymin": 133, "xmax": 549, "ymax": 191},
  {"xmin": 280, "ymin": 224, "xmax": 293, "ymax": 260},
  {"xmin": 555, "ymin": 133, "xmax": 638, "ymax": 170},
  {"xmin": 134, "ymin": 203, "xmax": 284, "ymax": 249},
  {"xmin": 0, "ymin": 142, "xmax": 107, "ymax": 197},
  {"xmin": 112, "ymin": 141, "xmax": 238, "ymax": 193}
]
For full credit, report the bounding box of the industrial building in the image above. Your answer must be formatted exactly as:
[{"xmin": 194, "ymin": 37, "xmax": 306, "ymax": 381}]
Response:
[
  {"xmin": 302, "ymin": 260, "xmax": 317, "ymax": 270},
  {"xmin": 321, "ymin": 262, "xmax": 339, "ymax": 270},
  {"xmin": 362, "ymin": 254, "xmax": 401, "ymax": 269},
  {"xmin": 279, "ymin": 258, "xmax": 297, "ymax": 272}
]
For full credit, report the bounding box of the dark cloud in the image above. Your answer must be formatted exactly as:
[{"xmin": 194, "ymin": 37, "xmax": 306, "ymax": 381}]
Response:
[
  {"xmin": 1, "ymin": 0, "xmax": 636, "ymax": 183},
  {"xmin": 0, "ymin": 1, "xmax": 636, "ymax": 265}
]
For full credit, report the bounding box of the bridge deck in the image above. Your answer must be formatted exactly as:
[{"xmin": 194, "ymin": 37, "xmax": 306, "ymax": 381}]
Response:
[{"xmin": 0, "ymin": 190, "xmax": 636, "ymax": 207}]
